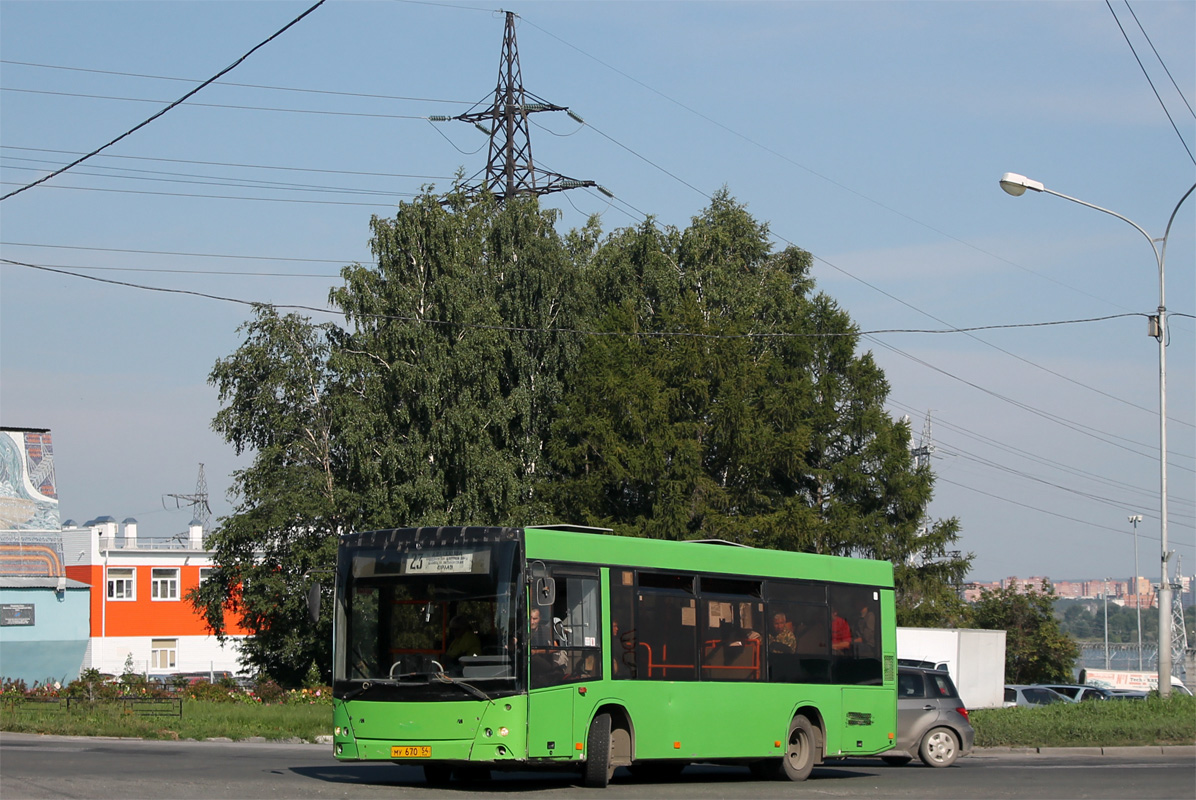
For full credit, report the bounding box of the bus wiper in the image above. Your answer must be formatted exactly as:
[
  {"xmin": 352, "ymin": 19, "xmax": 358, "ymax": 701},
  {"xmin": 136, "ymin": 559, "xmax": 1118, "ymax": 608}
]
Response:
[
  {"xmin": 342, "ymin": 679, "xmax": 397, "ymax": 701},
  {"xmin": 437, "ymin": 676, "xmax": 493, "ymax": 703},
  {"xmin": 431, "ymin": 664, "xmax": 493, "ymax": 703}
]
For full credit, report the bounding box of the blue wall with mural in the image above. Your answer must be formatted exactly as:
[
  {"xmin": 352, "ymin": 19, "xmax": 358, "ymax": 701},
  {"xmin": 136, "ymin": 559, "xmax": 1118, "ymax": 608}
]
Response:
[
  {"xmin": 0, "ymin": 429, "xmax": 60, "ymax": 531},
  {"xmin": 0, "ymin": 584, "xmax": 90, "ymax": 684}
]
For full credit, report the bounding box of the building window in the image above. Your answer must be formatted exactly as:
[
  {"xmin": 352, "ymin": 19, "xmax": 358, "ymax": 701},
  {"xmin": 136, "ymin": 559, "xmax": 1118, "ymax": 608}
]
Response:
[
  {"xmin": 151, "ymin": 568, "xmax": 179, "ymax": 600},
  {"xmin": 151, "ymin": 639, "xmax": 177, "ymax": 670},
  {"xmin": 107, "ymin": 567, "xmax": 135, "ymax": 600},
  {"xmin": 199, "ymin": 567, "xmax": 214, "ymax": 585}
]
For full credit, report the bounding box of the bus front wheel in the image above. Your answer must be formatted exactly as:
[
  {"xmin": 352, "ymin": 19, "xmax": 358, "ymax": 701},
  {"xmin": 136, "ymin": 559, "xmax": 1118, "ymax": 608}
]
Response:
[
  {"xmin": 778, "ymin": 715, "xmax": 816, "ymax": 781},
  {"xmin": 583, "ymin": 712, "xmax": 615, "ymax": 788}
]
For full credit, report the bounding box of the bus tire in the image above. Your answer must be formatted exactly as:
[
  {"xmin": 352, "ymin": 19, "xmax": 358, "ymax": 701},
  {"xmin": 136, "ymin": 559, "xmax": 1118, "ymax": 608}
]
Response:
[
  {"xmin": 778, "ymin": 715, "xmax": 816, "ymax": 781},
  {"xmin": 583, "ymin": 712, "xmax": 614, "ymax": 788}
]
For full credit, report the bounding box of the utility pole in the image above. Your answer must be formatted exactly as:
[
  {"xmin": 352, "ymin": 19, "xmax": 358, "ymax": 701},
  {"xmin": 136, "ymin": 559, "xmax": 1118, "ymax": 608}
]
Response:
[{"xmin": 437, "ymin": 11, "xmax": 608, "ymax": 201}]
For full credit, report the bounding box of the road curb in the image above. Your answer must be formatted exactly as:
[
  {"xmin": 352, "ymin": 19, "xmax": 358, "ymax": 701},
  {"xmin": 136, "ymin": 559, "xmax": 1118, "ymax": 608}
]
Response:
[{"xmin": 976, "ymin": 745, "xmax": 1196, "ymax": 757}]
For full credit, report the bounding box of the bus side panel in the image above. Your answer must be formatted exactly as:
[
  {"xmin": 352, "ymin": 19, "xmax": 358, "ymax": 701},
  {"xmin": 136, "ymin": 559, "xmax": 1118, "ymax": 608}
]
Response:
[{"xmin": 589, "ymin": 683, "xmax": 805, "ymax": 761}]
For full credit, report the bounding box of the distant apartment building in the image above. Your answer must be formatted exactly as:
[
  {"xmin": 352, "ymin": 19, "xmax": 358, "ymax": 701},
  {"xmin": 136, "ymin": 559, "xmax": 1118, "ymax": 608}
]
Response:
[
  {"xmin": 0, "ymin": 426, "xmax": 247, "ymax": 683},
  {"xmin": 964, "ymin": 574, "xmax": 1171, "ymax": 609},
  {"xmin": 61, "ymin": 516, "xmax": 248, "ymax": 677}
]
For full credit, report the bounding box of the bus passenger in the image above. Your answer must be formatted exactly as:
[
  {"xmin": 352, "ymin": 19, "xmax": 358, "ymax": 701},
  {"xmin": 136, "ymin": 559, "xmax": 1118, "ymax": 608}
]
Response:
[
  {"xmin": 831, "ymin": 607, "xmax": 852, "ymax": 653},
  {"xmin": 530, "ymin": 607, "xmax": 554, "ymax": 647},
  {"xmin": 445, "ymin": 615, "xmax": 481, "ymax": 671},
  {"xmin": 853, "ymin": 602, "xmax": 877, "ymax": 657},
  {"xmin": 770, "ymin": 611, "xmax": 797, "ymax": 653}
]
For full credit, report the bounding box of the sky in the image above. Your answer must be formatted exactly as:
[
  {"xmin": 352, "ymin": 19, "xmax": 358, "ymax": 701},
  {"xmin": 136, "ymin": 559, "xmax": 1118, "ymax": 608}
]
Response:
[{"xmin": 1, "ymin": 0, "xmax": 1192, "ymax": 583}]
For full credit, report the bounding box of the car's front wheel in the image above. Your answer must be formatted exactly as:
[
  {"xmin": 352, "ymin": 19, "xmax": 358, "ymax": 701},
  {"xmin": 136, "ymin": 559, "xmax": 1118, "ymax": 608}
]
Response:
[{"xmin": 918, "ymin": 727, "xmax": 959, "ymax": 768}]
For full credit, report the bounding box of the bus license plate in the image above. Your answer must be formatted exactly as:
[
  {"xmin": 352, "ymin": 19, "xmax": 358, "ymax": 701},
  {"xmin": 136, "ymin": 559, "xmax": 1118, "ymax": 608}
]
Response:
[{"xmin": 391, "ymin": 745, "xmax": 432, "ymax": 758}]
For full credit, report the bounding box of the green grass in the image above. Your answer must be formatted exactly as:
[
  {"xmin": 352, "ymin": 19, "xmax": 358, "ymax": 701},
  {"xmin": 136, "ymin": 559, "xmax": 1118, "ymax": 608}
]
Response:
[
  {"xmin": 1, "ymin": 699, "xmax": 331, "ymax": 742},
  {"xmin": 970, "ymin": 694, "xmax": 1196, "ymax": 748},
  {"xmin": 4, "ymin": 695, "xmax": 1193, "ymax": 748}
]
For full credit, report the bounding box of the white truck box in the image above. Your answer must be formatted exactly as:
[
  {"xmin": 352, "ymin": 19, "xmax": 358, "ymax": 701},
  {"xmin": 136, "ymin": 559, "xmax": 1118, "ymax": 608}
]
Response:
[{"xmin": 897, "ymin": 627, "xmax": 1006, "ymax": 709}]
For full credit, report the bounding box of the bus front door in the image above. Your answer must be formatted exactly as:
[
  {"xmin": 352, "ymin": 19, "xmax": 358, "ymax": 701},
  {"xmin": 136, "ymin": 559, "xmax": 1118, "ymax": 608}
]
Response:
[{"xmin": 527, "ymin": 685, "xmax": 575, "ymax": 759}]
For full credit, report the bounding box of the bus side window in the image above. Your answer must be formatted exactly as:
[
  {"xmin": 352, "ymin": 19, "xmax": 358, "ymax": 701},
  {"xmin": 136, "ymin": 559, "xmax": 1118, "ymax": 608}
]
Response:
[
  {"xmin": 531, "ymin": 569, "xmax": 601, "ymax": 688},
  {"xmin": 830, "ymin": 585, "xmax": 882, "ymax": 685},
  {"xmin": 634, "ymin": 573, "xmax": 698, "ymax": 681}
]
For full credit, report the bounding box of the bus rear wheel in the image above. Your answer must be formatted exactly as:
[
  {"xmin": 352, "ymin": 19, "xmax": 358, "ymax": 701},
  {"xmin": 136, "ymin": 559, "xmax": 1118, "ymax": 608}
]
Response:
[{"xmin": 583, "ymin": 712, "xmax": 615, "ymax": 788}]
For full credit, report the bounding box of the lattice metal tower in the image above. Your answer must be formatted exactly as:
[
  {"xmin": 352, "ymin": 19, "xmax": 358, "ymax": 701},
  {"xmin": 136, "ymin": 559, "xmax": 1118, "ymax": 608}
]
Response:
[
  {"xmin": 444, "ymin": 11, "xmax": 602, "ymax": 200},
  {"xmin": 911, "ymin": 411, "xmax": 935, "ymax": 470},
  {"xmin": 1171, "ymin": 554, "xmax": 1188, "ymax": 679},
  {"xmin": 164, "ymin": 463, "xmax": 211, "ymax": 532}
]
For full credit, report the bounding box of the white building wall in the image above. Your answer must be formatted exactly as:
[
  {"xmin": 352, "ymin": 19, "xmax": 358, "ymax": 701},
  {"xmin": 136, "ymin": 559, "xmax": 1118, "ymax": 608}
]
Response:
[{"xmin": 83, "ymin": 634, "xmax": 247, "ymax": 678}]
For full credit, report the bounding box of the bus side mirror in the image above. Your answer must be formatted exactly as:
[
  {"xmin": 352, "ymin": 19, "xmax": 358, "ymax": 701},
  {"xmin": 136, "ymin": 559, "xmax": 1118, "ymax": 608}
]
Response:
[
  {"xmin": 529, "ymin": 560, "xmax": 556, "ymax": 606},
  {"xmin": 307, "ymin": 582, "xmax": 321, "ymax": 624},
  {"xmin": 535, "ymin": 576, "xmax": 556, "ymax": 607}
]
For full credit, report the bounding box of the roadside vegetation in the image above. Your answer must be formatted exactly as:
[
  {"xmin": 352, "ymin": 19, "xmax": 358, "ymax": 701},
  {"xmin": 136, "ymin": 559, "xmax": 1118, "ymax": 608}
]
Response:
[
  {"xmin": 970, "ymin": 694, "xmax": 1195, "ymax": 748},
  {"xmin": 1, "ymin": 669, "xmax": 331, "ymax": 742},
  {"xmin": 5, "ymin": 672, "xmax": 1192, "ymax": 748}
]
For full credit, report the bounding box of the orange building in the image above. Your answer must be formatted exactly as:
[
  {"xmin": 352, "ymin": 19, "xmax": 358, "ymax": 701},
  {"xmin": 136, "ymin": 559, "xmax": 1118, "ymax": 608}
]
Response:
[{"xmin": 62, "ymin": 516, "xmax": 248, "ymax": 678}]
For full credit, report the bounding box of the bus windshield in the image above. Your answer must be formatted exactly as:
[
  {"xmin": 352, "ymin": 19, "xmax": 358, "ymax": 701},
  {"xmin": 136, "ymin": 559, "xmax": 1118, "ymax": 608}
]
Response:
[{"xmin": 333, "ymin": 529, "xmax": 521, "ymax": 698}]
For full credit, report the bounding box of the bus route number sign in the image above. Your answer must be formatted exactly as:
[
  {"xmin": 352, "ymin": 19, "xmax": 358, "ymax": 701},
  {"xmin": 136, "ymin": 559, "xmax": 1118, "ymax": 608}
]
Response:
[{"xmin": 404, "ymin": 550, "xmax": 474, "ymax": 574}]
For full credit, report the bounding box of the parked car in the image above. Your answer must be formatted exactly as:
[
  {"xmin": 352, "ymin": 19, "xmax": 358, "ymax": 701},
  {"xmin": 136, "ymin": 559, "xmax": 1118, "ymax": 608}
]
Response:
[
  {"xmin": 1003, "ymin": 685, "xmax": 1073, "ymax": 707},
  {"xmin": 1037, "ymin": 684, "xmax": 1115, "ymax": 702},
  {"xmin": 1107, "ymin": 689, "xmax": 1150, "ymax": 700},
  {"xmin": 882, "ymin": 666, "xmax": 975, "ymax": 768}
]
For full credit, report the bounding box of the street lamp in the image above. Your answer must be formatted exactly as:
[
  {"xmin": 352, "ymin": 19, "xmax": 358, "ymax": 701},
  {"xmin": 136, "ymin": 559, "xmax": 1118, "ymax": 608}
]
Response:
[
  {"xmin": 1129, "ymin": 514, "xmax": 1143, "ymax": 670},
  {"xmin": 1000, "ymin": 173, "xmax": 1196, "ymax": 697}
]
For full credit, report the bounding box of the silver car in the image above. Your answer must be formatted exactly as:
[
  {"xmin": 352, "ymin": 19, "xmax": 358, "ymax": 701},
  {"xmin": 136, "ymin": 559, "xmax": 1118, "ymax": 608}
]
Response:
[
  {"xmin": 1038, "ymin": 683, "xmax": 1114, "ymax": 702},
  {"xmin": 1003, "ymin": 684, "xmax": 1074, "ymax": 707},
  {"xmin": 883, "ymin": 666, "xmax": 976, "ymax": 768}
]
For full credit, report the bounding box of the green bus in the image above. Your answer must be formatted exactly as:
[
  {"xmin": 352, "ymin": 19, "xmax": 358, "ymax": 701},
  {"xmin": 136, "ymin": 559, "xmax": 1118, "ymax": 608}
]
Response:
[{"xmin": 329, "ymin": 524, "xmax": 897, "ymax": 786}]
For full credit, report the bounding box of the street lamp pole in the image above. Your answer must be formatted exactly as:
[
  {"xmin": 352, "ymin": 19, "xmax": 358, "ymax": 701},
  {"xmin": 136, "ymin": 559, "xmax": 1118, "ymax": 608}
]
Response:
[
  {"xmin": 1129, "ymin": 514, "xmax": 1143, "ymax": 670},
  {"xmin": 999, "ymin": 173, "xmax": 1195, "ymax": 697}
]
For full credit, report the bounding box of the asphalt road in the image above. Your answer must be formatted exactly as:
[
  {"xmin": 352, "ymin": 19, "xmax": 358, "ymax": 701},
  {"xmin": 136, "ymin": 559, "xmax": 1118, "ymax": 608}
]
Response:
[{"xmin": 1, "ymin": 734, "xmax": 1193, "ymax": 800}]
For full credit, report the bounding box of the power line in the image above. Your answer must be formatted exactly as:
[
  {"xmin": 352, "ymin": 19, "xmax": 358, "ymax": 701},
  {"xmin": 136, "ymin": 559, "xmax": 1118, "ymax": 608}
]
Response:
[
  {"xmin": 0, "ymin": 180, "xmax": 409, "ymax": 208},
  {"xmin": 1, "ymin": 241, "xmax": 353, "ymax": 266},
  {"xmin": 1, "ymin": 145, "xmax": 451, "ymax": 181},
  {"xmin": 887, "ymin": 398, "xmax": 1195, "ymax": 503},
  {"xmin": 1104, "ymin": 0, "xmax": 1195, "ymax": 164},
  {"xmin": 937, "ymin": 475, "xmax": 1194, "ymax": 551},
  {"xmin": 0, "ymin": 86, "xmax": 436, "ymax": 121},
  {"xmin": 0, "ymin": 258, "xmax": 1158, "ymax": 340},
  {"xmin": 1, "ymin": 159, "xmax": 428, "ymax": 198},
  {"xmin": 0, "ymin": 59, "xmax": 478, "ymax": 107},
  {"xmin": 1120, "ymin": 1, "xmax": 1196, "ymax": 120},
  {"xmin": 1, "ymin": 0, "xmax": 328, "ymax": 201}
]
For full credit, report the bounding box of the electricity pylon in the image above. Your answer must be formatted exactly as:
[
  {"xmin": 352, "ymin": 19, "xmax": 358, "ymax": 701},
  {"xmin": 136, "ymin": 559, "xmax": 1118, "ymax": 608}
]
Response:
[
  {"xmin": 1171, "ymin": 554, "xmax": 1188, "ymax": 680},
  {"xmin": 436, "ymin": 11, "xmax": 607, "ymax": 201},
  {"xmin": 164, "ymin": 463, "xmax": 211, "ymax": 532}
]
